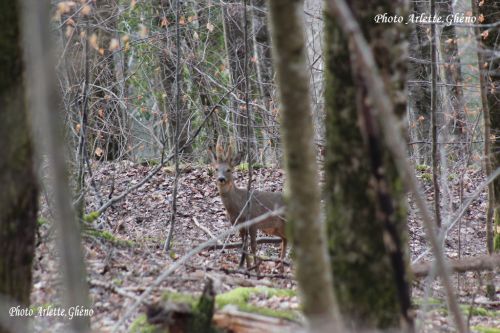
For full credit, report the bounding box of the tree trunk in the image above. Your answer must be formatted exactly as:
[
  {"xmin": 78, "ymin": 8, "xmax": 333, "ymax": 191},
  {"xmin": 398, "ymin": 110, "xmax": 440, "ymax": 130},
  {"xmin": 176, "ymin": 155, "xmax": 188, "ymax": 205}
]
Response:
[
  {"xmin": 477, "ymin": 0, "xmax": 500, "ymax": 252},
  {"xmin": 0, "ymin": 0, "xmax": 38, "ymax": 330},
  {"xmin": 408, "ymin": 0, "xmax": 432, "ymax": 164},
  {"xmin": 90, "ymin": 0, "xmax": 127, "ymax": 161},
  {"xmin": 157, "ymin": 0, "xmax": 192, "ymax": 158},
  {"xmin": 324, "ymin": 0, "xmax": 412, "ymax": 330},
  {"xmin": 222, "ymin": 1, "xmax": 256, "ymax": 155},
  {"xmin": 437, "ymin": 0, "xmax": 466, "ymax": 137},
  {"xmin": 474, "ymin": 0, "xmax": 500, "ymax": 298},
  {"xmin": 267, "ymin": 0, "xmax": 338, "ymax": 329}
]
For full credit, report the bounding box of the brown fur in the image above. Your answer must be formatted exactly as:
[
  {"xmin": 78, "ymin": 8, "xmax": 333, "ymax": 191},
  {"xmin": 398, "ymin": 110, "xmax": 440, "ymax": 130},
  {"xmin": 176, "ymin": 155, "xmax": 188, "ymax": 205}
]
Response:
[{"xmin": 208, "ymin": 141, "xmax": 287, "ymax": 272}]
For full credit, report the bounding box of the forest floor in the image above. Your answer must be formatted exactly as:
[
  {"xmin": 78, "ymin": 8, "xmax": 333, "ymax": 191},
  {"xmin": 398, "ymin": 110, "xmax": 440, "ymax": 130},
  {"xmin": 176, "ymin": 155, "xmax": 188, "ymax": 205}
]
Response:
[{"xmin": 32, "ymin": 161, "xmax": 499, "ymax": 332}]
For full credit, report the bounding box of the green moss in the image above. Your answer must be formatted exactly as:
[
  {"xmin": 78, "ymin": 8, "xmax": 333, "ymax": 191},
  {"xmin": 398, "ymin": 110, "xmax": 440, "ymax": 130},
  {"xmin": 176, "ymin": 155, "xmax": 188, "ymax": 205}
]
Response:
[
  {"xmin": 448, "ymin": 173, "xmax": 457, "ymax": 181},
  {"xmin": 471, "ymin": 326, "xmax": 500, "ymax": 333},
  {"xmin": 486, "ymin": 284, "xmax": 496, "ymax": 299},
  {"xmin": 129, "ymin": 314, "xmax": 162, "ymax": 333},
  {"xmin": 160, "ymin": 288, "xmax": 299, "ymax": 323},
  {"xmin": 84, "ymin": 228, "xmax": 134, "ymax": 247},
  {"xmin": 162, "ymin": 291, "xmax": 198, "ymax": 308},
  {"xmin": 113, "ymin": 278, "xmax": 123, "ymax": 286},
  {"xmin": 416, "ymin": 164, "xmax": 430, "ymax": 172},
  {"xmin": 138, "ymin": 159, "xmax": 160, "ymax": 166},
  {"xmin": 420, "ymin": 173, "xmax": 433, "ymax": 182},
  {"xmin": 460, "ymin": 305, "xmax": 498, "ymax": 317},
  {"xmin": 83, "ymin": 211, "xmax": 100, "ymax": 223},
  {"xmin": 37, "ymin": 218, "xmax": 48, "ymax": 226},
  {"xmin": 413, "ymin": 297, "xmax": 443, "ymax": 307},
  {"xmin": 216, "ymin": 287, "xmax": 298, "ymax": 321},
  {"xmin": 494, "ymin": 234, "xmax": 500, "ymax": 251}
]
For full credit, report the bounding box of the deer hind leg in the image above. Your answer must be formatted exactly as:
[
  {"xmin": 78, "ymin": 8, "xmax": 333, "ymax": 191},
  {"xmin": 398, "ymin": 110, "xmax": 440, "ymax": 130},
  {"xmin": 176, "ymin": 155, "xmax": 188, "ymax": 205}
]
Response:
[
  {"xmin": 238, "ymin": 230, "xmax": 249, "ymax": 269},
  {"xmin": 276, "ymin": 237, "xmax": 287, "ymax": 273}
]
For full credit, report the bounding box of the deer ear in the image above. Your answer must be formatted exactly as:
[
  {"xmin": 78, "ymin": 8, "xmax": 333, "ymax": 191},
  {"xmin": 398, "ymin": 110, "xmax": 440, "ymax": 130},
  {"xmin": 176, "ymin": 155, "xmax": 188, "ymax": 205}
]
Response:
[
  {"xmin": 208, "ymin": 146, "xmax": 217, "ymax": 164},
  {"xmin": 232, "ymin": 151, "xmax": 244, "ymax": 166}
]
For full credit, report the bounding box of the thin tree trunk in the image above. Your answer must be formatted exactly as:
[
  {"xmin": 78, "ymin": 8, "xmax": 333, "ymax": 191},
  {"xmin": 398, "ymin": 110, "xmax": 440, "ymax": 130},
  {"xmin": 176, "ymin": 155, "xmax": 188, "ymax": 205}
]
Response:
[
  {"xmin": 437, "ymin": 0, "xmax": 466, "ymax": 137},
  {"xmin": 324, "ymin": 0, "xmax": 413, "ymax": 330},
  {"xmin": 267, "ymin": 0, "xmax": 339, "ymax": 329},
  {"xmin": 431, "ymin": 0, "xmax": 442, "ymax": 228},
  {"xmin": 408, "ymin": 0, "xmax": 432, "ymax": 164},
  {"xmin": 0, "ymin": 4, "xmax": 38, "ymax": 333},
  {"xmin": 222, "ymin": 1, "xmax": 256, "ymax": 154},
  {"xmin": 474, "ymin": 0, "xmax": 500, "ymax": 298}
]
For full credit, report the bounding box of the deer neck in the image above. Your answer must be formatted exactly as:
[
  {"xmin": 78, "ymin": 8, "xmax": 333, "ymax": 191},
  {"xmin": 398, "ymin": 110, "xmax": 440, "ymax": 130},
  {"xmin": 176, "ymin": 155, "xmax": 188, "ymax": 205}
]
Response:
[{"xmin": 218, "ymin": 181, "xmax": 246, "ymax": 219}]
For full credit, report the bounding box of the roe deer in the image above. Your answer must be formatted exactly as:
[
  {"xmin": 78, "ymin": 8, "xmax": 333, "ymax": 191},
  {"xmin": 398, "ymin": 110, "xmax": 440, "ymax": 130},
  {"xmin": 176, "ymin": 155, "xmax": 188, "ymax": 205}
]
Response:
[{"xmin": 208, "ymin": 139, "xmax": 287, "ymax": 272}]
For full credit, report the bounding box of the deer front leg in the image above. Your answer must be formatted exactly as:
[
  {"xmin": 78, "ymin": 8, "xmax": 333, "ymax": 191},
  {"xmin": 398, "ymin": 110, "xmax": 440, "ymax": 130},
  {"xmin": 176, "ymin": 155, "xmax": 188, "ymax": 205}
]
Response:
[
  {"xmin": 249, "ymin": 228, "xmax": 260, "ymax": 274},
  {"xmin": 238, "ymin": 230, "xmax": 251, "ymax": 269}
]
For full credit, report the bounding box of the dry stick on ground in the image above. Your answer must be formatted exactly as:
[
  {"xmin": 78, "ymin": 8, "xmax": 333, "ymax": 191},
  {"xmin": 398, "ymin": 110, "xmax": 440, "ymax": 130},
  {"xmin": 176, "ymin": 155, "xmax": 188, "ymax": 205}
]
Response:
[
  {"xmin": 111, "ymin": 207, "xmax": 284, "ymax": 333},
  {"xmin": 192, "ymin": 217, "xmax": 221, "ymax": 244},
  {"xmin": 95, "ymin": 88, "xmax": 235, "ymax": 216},
  {"xmin": 325, "ymin": 1, "xmax": 467, "ymax": 332},
  {"xmin": 192, "ymin": 217, "xmax": 282, "ymax": 249},
  {"xmin": 208, "ymin": 237, "xmax": 282, "ymax": 250},
  {"xmin": 412, "ymin": 254, "xmax": 500, "ymax": 278}
]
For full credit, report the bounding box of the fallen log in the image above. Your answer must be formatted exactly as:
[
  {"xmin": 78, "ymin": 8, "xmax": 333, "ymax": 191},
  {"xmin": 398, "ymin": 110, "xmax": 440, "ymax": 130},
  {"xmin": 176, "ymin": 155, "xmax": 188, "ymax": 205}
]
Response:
[
  {"xmin": 213, "ymin": 307, "xmax": 300, "ymax": 333},
  {"xmin": 411, "ymin": 254, "xmax": 500, "ymax": 278},
  {"xmin": 205, "ymin": 237, "xmax": 282, "ymax": 250}
]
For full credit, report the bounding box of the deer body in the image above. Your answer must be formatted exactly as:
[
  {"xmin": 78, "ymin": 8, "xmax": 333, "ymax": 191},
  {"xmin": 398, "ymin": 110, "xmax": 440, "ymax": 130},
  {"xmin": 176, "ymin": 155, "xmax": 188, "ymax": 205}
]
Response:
[{"xmin": 209, "ymin": 140, "xmax": 287, "ymax": 272}]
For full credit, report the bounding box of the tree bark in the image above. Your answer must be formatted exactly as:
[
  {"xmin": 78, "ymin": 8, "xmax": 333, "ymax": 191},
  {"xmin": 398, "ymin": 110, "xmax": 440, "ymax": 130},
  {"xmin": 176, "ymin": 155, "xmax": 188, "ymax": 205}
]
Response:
[
  {"xmin": 324, "ymin": 0, "xmax": 412, "ymax": 330},
  {"xmin": 408, "ymin": 0, "xmax": 432, "ymax": 164},
  {"xmin": 222, "ymin": 1, "xmax": 256, "ymax": 154},
  {"xmin": 437, "ymin": 0, "xmax": 466, "ymax": 137},
  {"xmin": 477, "ymin": 0, "xmax": 500, "ymax": 254},
  {"xmin": 0, "ymin": 2, "xmax": 38, "ymax": 325},
  {"xmin": 474, "ymin": 0, "xmax": 500, "ymax": 298},
  {"xmin": 267, "ymin": 0, "xmax": 338, "ymax": 328}
]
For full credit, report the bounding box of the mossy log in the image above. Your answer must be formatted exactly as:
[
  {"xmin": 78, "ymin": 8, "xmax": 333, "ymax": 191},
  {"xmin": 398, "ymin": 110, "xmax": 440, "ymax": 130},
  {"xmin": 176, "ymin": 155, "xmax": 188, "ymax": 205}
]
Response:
[{"xmin": 143, "ymin": 281, "xmax": 300, "ymax": 333}]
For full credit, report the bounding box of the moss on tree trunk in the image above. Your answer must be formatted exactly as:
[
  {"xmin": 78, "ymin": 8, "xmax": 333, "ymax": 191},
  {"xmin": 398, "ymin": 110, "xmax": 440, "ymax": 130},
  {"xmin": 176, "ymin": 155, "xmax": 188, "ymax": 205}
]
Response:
[
  {"xmin": 324, "ymin": 1, "xmax": 411, "ymax": 330},
  {"xmin": 478, "ymin": 1, "xmax": 500, "ymax": 252},
  {"xmin": 0, "ymin": 0, "xmax": 38, "ymax": 314}
]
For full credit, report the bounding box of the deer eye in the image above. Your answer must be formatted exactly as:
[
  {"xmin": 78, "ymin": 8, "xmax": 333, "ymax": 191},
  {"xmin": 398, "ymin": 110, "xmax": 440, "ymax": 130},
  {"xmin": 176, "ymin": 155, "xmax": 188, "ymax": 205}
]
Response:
[{"xmin": 226, "ymin": 168, "xmax": 230, "ymax": 172}]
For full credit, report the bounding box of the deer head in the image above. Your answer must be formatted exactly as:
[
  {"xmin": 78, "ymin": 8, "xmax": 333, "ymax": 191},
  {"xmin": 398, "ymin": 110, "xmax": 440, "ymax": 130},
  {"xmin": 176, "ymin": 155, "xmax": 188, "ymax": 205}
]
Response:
[{"xmin": 208, "ymin": 137, "xmax": 242, "ymax": 192}]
